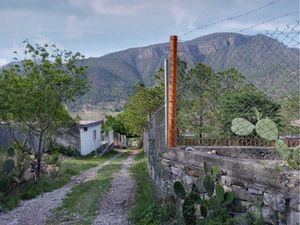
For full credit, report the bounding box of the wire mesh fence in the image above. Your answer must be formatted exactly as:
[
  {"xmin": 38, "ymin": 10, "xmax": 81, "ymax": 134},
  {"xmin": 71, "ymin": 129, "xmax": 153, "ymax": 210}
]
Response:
[
  {"xmin": 175, "ymin": 20, "xmax": 300, "ymax": 147},
  {"xmin": 149, "ymin": 20, "xmax": 299, "ymax": 148}
]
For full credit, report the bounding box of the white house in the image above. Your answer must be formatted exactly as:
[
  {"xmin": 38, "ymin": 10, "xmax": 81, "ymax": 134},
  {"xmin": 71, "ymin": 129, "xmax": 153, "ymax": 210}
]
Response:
[{"xmin": 78, "ymin": 120, "xmax": 102, "ymax": 156}]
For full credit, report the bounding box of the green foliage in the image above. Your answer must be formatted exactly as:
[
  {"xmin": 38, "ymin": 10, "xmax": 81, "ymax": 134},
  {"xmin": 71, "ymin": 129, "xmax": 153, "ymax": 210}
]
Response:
[
  {"xmin": 130, "ymin": 151, "xmax": 172, "ymax": 225},
  {"xmin": 220, "ymin": 86, "xmax": 280, "ymax": 137},
  {"xmin": 0, "ymin": 41, "xmax": 88, "ymax": 176},
  {"xmin": 50, "ymin": 143, "xmax": 80, "ymax": 157},
  {"xmin": 102, "ymin": 114, "xmax": 132, "ymax": 137},
  {"xmin": 231, "ymin": 114, "xmax": 299, "ymax": 169},
  {"xmin": 121, "ymin": 81, "xmax": 164, "ymax": 136},
  {"xmin": 173, "ymin": 162, "xmax": 235, "ymax": 225},
  {"xmin": 6, "ymin": 147, "xmax": 15, "ymax": 158}
]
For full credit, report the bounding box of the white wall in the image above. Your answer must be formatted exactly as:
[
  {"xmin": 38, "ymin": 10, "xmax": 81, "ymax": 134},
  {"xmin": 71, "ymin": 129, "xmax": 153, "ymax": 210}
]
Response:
[{"xmin": 79, "ymin": 124, "xmax": 101, "ymax": 155}]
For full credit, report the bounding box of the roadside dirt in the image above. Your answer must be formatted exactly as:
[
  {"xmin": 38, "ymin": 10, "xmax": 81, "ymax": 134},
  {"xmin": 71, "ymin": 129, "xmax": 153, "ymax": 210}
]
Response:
[
  {"xmin": 0, "ymin": 153, "xmax": 121, "ymax": 225},
  {"xmin": 92, "ymin": 150, "xmax": 138, "ymax": 225}
]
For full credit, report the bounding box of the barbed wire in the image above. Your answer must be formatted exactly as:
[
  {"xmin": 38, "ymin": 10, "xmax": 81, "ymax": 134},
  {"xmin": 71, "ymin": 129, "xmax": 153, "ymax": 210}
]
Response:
[{"xmin": 180, "ymin": 0, "xmax": 282, "ymax": 37}]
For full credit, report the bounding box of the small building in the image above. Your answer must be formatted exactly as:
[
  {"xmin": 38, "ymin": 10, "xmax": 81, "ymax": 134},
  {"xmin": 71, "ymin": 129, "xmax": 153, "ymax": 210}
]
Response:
[
  {"xmin": 55, "ymin": 120, "xmax": 103, "ymax": 156},
  {"xmin": 78, "ymin": 121, "xmax": 102, "ymax": 155}
]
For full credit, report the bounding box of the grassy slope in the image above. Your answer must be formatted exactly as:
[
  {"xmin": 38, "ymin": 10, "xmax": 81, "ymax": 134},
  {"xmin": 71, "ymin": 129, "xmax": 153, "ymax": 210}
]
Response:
[
  {"xmin": 0, "ymin": 150, "xmax": 118, "ymax": 211},
  {"xmin": 129, "ymin": 150, "xmax": 173, "ymax": 225},
  {"xmin": 47, "ymin": 151, "xmax": 129, "ymax": 225}
]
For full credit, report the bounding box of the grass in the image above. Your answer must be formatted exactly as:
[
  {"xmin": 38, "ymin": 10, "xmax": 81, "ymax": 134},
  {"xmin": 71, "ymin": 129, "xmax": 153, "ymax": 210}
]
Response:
[
  {"xmin": 47, "ymin": 151, "xmax": 129, "ymax": 225},
  {"xmin": 0, "ymin": 150, "xmax": 118, "ymax": 211},
  {"xmin": 129, "ymin": 150, "xmax": 173, "ymax": 225}
]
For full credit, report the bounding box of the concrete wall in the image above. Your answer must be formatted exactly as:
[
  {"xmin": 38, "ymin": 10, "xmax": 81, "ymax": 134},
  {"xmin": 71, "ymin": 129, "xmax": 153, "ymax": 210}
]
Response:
[
  {"xmin": 144, "ymin": 136, "xmax": 300, "ymax": 225},
  {"xmin": 79, "ymin": 124, "xmax": 101, "ymax": 156},
  {"xmin": 55, "ymin": 124, "xmax": 80, "ymax": 150}
]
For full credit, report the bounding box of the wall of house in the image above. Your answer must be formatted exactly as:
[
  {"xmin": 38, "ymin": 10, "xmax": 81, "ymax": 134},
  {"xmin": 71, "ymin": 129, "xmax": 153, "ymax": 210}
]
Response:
[
  {"xmin": 144, "ymin": 136, "xmax": 300, "ymax": 225},
  {"xmin": 80, "ymin": 124, "xmax": 101, "ymax": 155}
]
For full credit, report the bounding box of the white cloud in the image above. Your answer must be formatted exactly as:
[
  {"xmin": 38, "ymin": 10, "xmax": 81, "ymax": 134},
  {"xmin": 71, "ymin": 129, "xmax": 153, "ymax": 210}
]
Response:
[
  {"xmin": 0, "ymin": 58, "xmax": 8, "ymax": 67},
  {"xmin": 68, "ymin": 0, "xmax": 151, "ymax": 16}
]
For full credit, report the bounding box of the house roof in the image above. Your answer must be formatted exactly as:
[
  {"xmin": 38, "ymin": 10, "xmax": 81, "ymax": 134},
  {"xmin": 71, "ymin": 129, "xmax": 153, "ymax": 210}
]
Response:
[{"xmin": 79, "ymin": 120, "xmax": 103, "ymax": 128}]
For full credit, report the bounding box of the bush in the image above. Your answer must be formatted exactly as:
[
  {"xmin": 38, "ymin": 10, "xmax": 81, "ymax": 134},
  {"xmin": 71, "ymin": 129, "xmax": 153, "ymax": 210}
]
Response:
[{"xmin": 51, "ymin": 144, "xmax": 80, "ymax": 157}]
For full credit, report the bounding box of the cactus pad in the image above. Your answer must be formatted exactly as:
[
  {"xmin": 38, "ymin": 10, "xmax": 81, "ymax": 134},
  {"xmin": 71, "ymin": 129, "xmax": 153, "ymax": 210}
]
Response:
[
  {"xmin": 255, "ymin": 118, "xmax": 278, "ymax": 141},
  {"xmin": 174, "ymin": 181, "xmax": 186, "ymax": 199},
  {"xmin": 216, "ymin": 184, "xmax": 224, "ymax": 203},
  {"xmin": 231, "ymin": 118, "xmax": 255, "ymax": 136},
  {"xmin": 223, "ymin": 192, "xmax": 235, "ymax": 205},
  {"xmin": 3, "ymin": 159, "xmax": 15, "ymax": 173},
  {"xmin": 6, "ymin": 147, "xmax": 15, "ymax": 157},
  {"xmin": 203, "ymin": 175, "xmax": 215, "ymax": 197}
]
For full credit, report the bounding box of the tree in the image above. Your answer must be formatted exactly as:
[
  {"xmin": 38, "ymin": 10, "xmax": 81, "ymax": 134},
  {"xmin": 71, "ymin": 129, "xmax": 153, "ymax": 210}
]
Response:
[
  {"xmin": 0, "ymin": 41, "xmax": 88, "ymax": 176},
  {"xmin": 218, "ymin": 85, "xmax": 281, "ymax": 137},
  {"xmin": 279, "ymin": 93, "xmax": 300, "ymax": 135},
  {"xmin": 102, "ymin": 114, "xmax": 132, "ymax": 136},
  {"xmin": 177, "ymin": 63, "xmax": 220, "ymax": 138}
]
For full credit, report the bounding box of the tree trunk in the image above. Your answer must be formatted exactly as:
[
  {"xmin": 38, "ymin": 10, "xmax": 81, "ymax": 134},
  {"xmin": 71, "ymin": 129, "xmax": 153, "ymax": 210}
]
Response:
[{"xmin": 36, "ymin": 132, "xmax": 44, "ymax": 177}]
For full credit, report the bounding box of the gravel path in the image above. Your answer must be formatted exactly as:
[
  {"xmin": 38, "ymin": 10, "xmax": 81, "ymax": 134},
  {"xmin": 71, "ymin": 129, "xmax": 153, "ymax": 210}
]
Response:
[
  {"xmin": 0, "ymin": 153, "xmax": 121, "ymax": 225},
  {"xmin": 92, "ymin": 150, "xmax": 137, "ymax": 225}
]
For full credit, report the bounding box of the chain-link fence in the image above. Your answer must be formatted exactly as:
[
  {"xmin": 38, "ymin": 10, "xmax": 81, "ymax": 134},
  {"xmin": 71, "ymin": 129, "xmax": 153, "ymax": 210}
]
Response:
[
  {"xmin": 175, "ymin": 20, "xmax": 299, "ymax": 147},
  {"xmin": 149, "ymin": 21, "xmax": 299, "ymax": 148}
]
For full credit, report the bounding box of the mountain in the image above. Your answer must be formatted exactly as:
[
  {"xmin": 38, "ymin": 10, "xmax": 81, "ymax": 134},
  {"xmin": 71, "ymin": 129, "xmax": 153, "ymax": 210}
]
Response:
[
  {"xmin": 71, "ymin": 32, "xmax": 299, "ymax": 113},
  {"xmin": 2, "ymin": 32, "xmax": 299, "ymax": 115}
]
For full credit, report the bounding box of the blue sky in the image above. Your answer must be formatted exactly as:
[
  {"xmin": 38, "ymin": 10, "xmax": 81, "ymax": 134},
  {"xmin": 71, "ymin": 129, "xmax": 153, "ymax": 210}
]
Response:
[{"xmin": 0, "ymin": 0, "xmax": 298, "ymax": 66}]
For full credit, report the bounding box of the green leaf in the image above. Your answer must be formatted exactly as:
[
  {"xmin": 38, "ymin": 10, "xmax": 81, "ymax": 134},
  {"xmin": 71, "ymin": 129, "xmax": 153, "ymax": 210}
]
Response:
[
  {"xmin": 173, "ymin": 181, "xmax": 186, "ymax": 199},
  {"xmin": 275, "ymin": 140, "xmax": 290, "ymax": 160},
  {"xmin": 216, "ymin": 184, "xmax": 224, "ymax": 202},
  {"xmin": 7, "ymin": 147, "xmax": 15, "ymax": 157},
  {"xmin": 201, "ymin": 199, "xmax": 209, "ymax": 209},
  {"xmin": 231, "ymin": 118, "xmax": 255, "ymax": 136},
  {"xmin": 255, "ymin": 118, "xmax": 278, "ymax": 141},
  {"xmin": 203, "ymin": 175, "xmax": 215, "ymax": 197},
  {"xmin": 203, "ymin": 161, "xmax": 208, "ymax": 175},
  {"xmin": 223, "ymin": 192, "xmax": 235, "ymax": 205}
]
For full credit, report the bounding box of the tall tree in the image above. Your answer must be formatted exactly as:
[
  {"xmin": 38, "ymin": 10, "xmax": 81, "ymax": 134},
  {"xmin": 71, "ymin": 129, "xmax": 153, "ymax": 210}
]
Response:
[{"xmin": 0, "ymin": 41, "xmax": 88, "ymax": 176}]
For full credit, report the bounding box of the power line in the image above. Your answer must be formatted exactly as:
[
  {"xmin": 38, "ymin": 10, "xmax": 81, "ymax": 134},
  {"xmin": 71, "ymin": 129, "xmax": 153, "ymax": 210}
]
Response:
[{"xmin": 180, "ymin": 0, "xmax": 282, "ymax": 37}]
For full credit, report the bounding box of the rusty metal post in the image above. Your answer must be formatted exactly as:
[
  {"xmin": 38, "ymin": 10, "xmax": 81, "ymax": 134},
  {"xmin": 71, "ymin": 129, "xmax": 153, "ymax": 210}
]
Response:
[{"xmin": 168, "ymin": 35, "xmax": 177, "ymax": 147}]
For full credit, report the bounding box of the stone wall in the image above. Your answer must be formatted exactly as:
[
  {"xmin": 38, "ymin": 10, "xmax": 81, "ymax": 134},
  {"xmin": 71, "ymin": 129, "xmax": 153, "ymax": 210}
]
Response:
[{"xmin": 145, "ymin": 141, "xmax": 300, "ymax": 225}]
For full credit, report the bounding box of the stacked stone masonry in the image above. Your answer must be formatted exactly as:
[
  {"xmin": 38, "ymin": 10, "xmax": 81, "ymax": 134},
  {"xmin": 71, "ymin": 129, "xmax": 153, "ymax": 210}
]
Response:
[{"xmin": 145, "ymin": 142, "xmax": 300, "ymax": 225}]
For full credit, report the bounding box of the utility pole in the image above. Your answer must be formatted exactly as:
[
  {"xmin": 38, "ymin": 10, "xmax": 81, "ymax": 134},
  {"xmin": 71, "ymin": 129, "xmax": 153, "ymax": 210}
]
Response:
[
  {"xmin": 164, "ymin": 59, "xmax": 169, "ymax": 146},
  {"xmin": 168, "ymin": 35, "xmax": 177, "ymax": 147}
]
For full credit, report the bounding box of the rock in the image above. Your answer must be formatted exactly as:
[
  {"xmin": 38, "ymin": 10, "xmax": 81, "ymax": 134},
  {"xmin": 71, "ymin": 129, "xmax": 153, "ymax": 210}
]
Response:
[
  {"xmin": 171, "ymin": 166, "xmax": 182, "ymax": 176},
  {"xmin": 262, "ymin": 206, "xmax": 276, "ymax": 224},
  {"xmin": 185, "ymin": 146, "xmax": 195, "ymax": 151},
  {"xmin": 232, "ymin": 200, "xmax": 252, "ymax": 213},
  {"xmin": 185, "ymin": 166, "xmax": 201, "ymax": 177},
  {"xmin": 290, "ymin": 197, "xmax": 300, "ymax": 212},
  {"xmin": 247, "ymin": 187, "xmax": 263, "ymax": 195},
  {"xmin": 183, "ymin": 175, "xmax": 193, "ymax": 185},
  {"xmin": 232, "ymin": 185, "xmax": 256, "ymax": 201},
  {"xmin": 161, "ymin": 159, "xmax": 170, "ymax": 166},
  {"xmin": 263, "ymin": 192, "xmax": 286, "ymax": 212},
  {"xmin": 287, "ymin": 211, "xmax": 300, "ymax": 225}
]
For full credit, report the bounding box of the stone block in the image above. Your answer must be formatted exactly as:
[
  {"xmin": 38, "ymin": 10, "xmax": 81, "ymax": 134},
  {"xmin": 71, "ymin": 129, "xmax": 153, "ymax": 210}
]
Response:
[
  {"xmin": 287, "ymin": 211, "xmax": 300, "ymax": 225},
  {"xmin": 183, "ymin": 175, "xmax": 193, "ymax": 185},
  {"xmin": 290, "ymin": 197, "xmax": 300, "ymax": 212},
  {"xmin": 264, "ymin": 192, "xmax": 286, "ymax": 213},
  {"xmin": 171, "ymin": 166, "xmax": 182, "ymax": 176},
  {"xmin": 185, "ymin": 166, "xmax": 202, "ymax": 177},
  {"xmin": 262, "ymin": 206, "xmax": 276, "ymax": 224},
  {"xmin": 232, "ymin": 185, "xmax": 256, "ymax": 202},
  {"xmin": 232, "ymin": 200, "xmax": 252, "ymax": 213},
  {"xmin": 247, "ymin": 187, "xmax": 263, "ymax": 195}
]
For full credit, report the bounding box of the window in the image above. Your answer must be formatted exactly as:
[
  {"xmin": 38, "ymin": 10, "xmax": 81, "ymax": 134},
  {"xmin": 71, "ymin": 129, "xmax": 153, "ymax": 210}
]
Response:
[
  {"xmin": 83, "ymin": 127, "xmax": 88, "ymax": 132},
  {"xmin": 93, "ymin": 130, "xmax": 96, "ymax": 140}
]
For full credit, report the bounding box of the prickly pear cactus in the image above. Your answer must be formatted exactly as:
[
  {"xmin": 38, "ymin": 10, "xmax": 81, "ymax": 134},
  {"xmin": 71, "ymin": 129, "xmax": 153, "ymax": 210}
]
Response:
[
  {"xmin": 203, "ymin": 175, "xmax": 215, "ymax": 197},
  {"xmin": 255, "ymin": 118, "xmax": 278, "ymax": 141},
  {"xmin": 231, "ymin": 118, "xmax": 255, "ymax": 136},
  {"xmin": 174, "ymin": 181, "xmax": 186, "ymax": 199},
  {"xmin": 275, "ymin": 140, "xmax": 290, "ymax": 160},
  {"xmin": 6, "ymin": 147, "xmax": 15, "ymax": 158}
]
